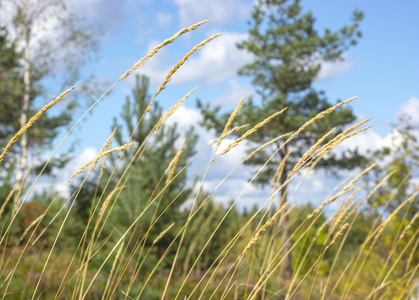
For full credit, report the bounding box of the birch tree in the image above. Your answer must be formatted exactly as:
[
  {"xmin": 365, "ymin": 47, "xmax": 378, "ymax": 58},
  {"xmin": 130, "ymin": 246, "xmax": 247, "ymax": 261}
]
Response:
[{"xmin": 0, "ymin": 0, "xmax": 99, "ymax": 189}]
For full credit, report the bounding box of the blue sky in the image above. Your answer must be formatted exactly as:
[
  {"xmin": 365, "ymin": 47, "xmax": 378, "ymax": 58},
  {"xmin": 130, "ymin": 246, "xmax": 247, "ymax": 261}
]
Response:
[
  {"xmin": 30, "ymin": 0, "xmax": 419, "ymax": 209},
  {"xmin": 66, "ymin": 0, "xmax": 419, "ymax": 143}
]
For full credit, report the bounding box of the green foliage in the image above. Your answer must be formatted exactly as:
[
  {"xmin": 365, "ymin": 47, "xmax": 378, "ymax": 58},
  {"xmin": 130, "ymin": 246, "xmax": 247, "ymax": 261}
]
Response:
[
  {"xmin": 0, "ymin": 27, "xmax": 22, "ymax": 148},
  {"xmin": 199, "ymin": 0, "xmax": 365, "ymax": 187},
  {"xmin": 288, "ymin": 203, "xmax": 326, "ymax": 273},
  {"xmin": 180, "ymin": 199, "xmax": 246, "ymax": 273},
  {"xmin": 367, "ymin": 115, "xmax": 419, "ymax": 217},
  {"xmin": 1, "ymin": 9, "xmax": 417, "ymax": 299},
  {"xmin": 0, "ymin": 0, "xmax": 100, "ymax": 178},
  {"xmin": 108, "ymin": 74, "xmax": 197, "ymax": 241},
  {"xmin": 68, "ymin": 74, "xmax": 201, "ymax": 297},
  {"xmin": 198, "ymin": 0, "xmax": 365, "ymax": 281}
]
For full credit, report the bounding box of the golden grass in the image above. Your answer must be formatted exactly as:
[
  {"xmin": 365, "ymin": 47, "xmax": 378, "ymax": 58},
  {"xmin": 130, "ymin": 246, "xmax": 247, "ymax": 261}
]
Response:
[
  {"xmin": 0, "ymin": 188, "xmax": 15, "ymax": 219},
  {"xmin": 238, "ymin": 203, "xmax": 289, "ymax": 262},
  {"xmin": 118, "ymin": 20, "xmax": 210, "ymax": 81},
  {"xmin": 0, "ymin": 86, "xmax": 76, "ymax": 163},
  {"xmin": 217, "ymin": 96, "xmax": 245, "ymax": 150},
  {"xmin": 220, "ymin": 107, "xmax": 287, "ymax": 155},
  {"xmin": 70, "ymin": 143, "xmax": 137, "ymax": 180},
  {"xmin": 154, "ymin": 34, "xmax": 221, "ymax": 98},
  {"xmin": 308, "ymin": 161, "xmax": 378, "ymax": 218},
  {"xmin": 165, "ymin": 139, "xmax": 186, "ymax": 185},
  {"xmin": 0, "ymin": 20, "xmax": 417, "ymax": 300},
  {"xmin": 154, "ymin": 88, "xmax": 197, "ymax": 134}
]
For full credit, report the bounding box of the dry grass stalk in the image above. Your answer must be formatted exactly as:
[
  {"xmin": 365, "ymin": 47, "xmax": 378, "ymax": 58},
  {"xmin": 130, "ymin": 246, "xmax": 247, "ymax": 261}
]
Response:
[
  {"xmin": 165, "ymin": 139, "xmax": 186, "ymax": 185},
  {"xmin": 342, "ymin": 175, "xmax": 419, "ymax": 297},
  {"xmin": 367, "ymin": 171, "xmax": 396, "ymax": 200},
  {"xmin": 217, "ymin": 96, "xmax": 246, "ymax": 149},
  {"xmin": 0, "ymin": 86, "xmax": 76, "ymax": 163},
  {"xmin": 18, "ymin": 214, "xmax": 44, "ymax": 244},
  {"xmin": 307, "ymin": 185, "xmax": 358, "ymax": 219},
  {"xmin": 325, "ymin": 223, "xmax": 349, "ymax": 252},
  {"xmin": 328, "ymin": 201, "xmax": 350, "ymax": 240},
  {"xmin": 12, "ymin": 166, "xmax": 32, "ymax": 217},
  {"xmin": 286, "ymin": 97, "xmax": 357, "ymax": 146},
  {"xmin": 400, "ymin": 211, "xmax": 419, "ymax": 239},
  {"xmin": 98, "ymin": 186, "xmax": 126, "ymax": 219},
  {"xmin": 309, "ymin": 126, "xmax": 371, "ymax": 170},
  {"xmin": 221, "ymin": 108, "xmax": 287, "ymax": 155},
  {"xmin": 287, "ymin": 223, "xmax": 350, "ymax": 299},
  {"xmin": 99, "ymin": 128, "xmax": 116, "ymax": 155},
  {"xmin": 154, "ymin": 34, "xmax": 221, "ymax": 98},
  {"xmin": 103, "ymin": 240, "xmax": 125, "ymax": 299},
  {"xmin": 405, "ymin": 238, "xmax": 419, "ymax": 275},
  {"xmin": 243, "ymin": 132, "xmax": 293, "ymax": 163},
  {"xmin": 309, "ymin": 162, "xmax": 378, "ymax": 218},
  {"xmin": 315, "ymin": 219, "xmax": 330, "ymax": 240},
  {"xmin": 87, "ymin": 129, "xmax": 117, "ymax": 178},
  {"xmin": 334, "ymin": 197, "xmax": 362, "ymax": 234},
  {"xmin": 328, "ymin": 186, "xmax": 361, "ymax": 235},
  {"xmin": 153, "ymin": 223, "xmax": 175, "ymax": 245},
  {"xmin": 316, "ymin": 117, "xmax": 373, "ymax": 158},
  {"xmin": 118, "ymin": 20, "xmax": 209, "ymax": 81},
  {"xmin": 70, "ymin": 143, "xmax": 137, "ymax": 180},
  {"xmin": 247, "ymin": 100, "xmax": 359, "ymax": 207},
  {"xmin": 289, "ymin": 127, "xmax": 336, "ymax": 177},
  {"xmin": 324, "ymin": 126, "xmax": 371, "ymax": 153},
  {"xmin": 209, "ymin": 124, "xmax": 249, "ymax": 147},
  {"xmin": 238, "ymin": 202, "xmax": 288, "ymax": 261},
  {"xmin": 304, "ymin": 127, "xmax": 336, "ymax": 160},
  {"xmin": 154, "ymin": 88, "xmax": 197, "ymax": 134},
  {"xmin": 0, "ymin": 189, "xmax": 15, "ymax": 219},
  {"xmin": 271, "ymin": 148, "xmax": 292, "ymax": 190},
  {"xmin": 371, "ymin": 188, "xmax": 419, "ymax": 248},
  {"xmin": 97, "ymin": 128, "xmax": 116, "ymax": 184},
  {"xmin": 345, "ymin": 162, "xmax": 378, "ymax": 191},
  {"xmin": 309, "ymin": 126, "xmax": 371, "ymax": 171}
]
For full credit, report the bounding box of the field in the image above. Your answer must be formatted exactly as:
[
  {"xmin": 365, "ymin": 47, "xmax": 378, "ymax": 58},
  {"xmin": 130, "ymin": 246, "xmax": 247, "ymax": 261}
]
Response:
[{"xmin": 0, "ymin": 20, "xmax": 418, "ymax": 300}]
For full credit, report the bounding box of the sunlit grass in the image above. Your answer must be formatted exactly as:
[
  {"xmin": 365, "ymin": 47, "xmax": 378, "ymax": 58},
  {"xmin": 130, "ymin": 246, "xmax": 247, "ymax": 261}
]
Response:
[{"xmin": 0, "ymin": 20, "xmax": 417, "ymax": 300}]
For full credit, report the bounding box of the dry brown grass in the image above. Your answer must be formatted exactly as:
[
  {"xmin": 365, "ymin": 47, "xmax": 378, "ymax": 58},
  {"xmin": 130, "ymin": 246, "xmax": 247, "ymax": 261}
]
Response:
[{"xmin": 0, "ymin": 20, "xmax": 417, "ymax": 300}]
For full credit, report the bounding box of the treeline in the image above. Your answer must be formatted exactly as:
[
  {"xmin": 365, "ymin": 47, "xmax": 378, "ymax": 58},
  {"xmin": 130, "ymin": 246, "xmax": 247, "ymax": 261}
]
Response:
[
  {"xmin": 0, "ymin": 72, "xmax": 417, "ymax": 299},
  {"xmin": 0, "ymin": 0, "xmax": 418, "ymax": 299}
]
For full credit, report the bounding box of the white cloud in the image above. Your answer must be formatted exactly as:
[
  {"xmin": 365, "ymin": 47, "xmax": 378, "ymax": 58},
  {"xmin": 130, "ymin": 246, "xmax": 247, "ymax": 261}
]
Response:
[
  {"xmin": 163, "ymin": 105, "xmax": 270, "ymax": 209},
  {"xmin": 57, "ymin": 147, "xmax": 98, "ymax": 181},
  {"xmin": 174, "ymin": 33, "xmax": 253, "ymax": 84},
  {"xmin": 165, "ymin": 105, "xmax": 210, "ymax": 148},
  {"xmin": 0, "ymin": 0, "xmax": 114, "ymax": 78},
  {"xmin": 157, "ymin": 12, "xmax": 173, "ymax": 27},
  {"xmin": 396, "ymin": 96, "xmax": 419, "ymax": 126},
  {"xmin": 138, "ymin": 32, "xmax": 253, "ymax": 86},
  {"xmin": 70, "ymin": 0, "xmax": 125, "ymax": 33},
  {"xmin": 160, "ymin": 105, "xmax": 352, "ymax": 212},
  {"xmin": 212, "ymin": 79, "xmax": 254, "ymax": 107},
  {"xmin": 336, "ymin": 128, "xmax": 386, "ymax": 156},
  {"xmin": 316, "ymin": 57, "xmax": 356, "ymax": 82},
  {"xmin": 31, "ymin": 147, "xmax": 98, "ymax": 199},
  {"xmin": 174, "ymin": 0, "xmax": 250, "ymax": 27}
]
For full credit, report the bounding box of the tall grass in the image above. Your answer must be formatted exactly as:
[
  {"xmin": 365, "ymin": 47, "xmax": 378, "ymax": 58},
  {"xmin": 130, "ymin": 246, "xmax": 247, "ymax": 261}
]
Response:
[{"xmin": 0, "ymin": 20, "xmax": 418, "ymax": 299}]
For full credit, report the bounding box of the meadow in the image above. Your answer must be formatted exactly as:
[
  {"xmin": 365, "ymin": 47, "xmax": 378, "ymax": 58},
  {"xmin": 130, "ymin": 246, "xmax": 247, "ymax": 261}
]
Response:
[{"xmin": 0, "ymin": 20, "xmax": 418, "ymax": 299}]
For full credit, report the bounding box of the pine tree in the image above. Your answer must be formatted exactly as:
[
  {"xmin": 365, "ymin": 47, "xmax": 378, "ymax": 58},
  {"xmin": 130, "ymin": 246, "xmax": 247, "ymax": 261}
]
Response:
[
  {"xmin": 0, "ymin": 0, "xmax": 99, "ymax": 188},
  {"xmin": 0, "ymin": 27, "xmax": 22, "ymax": 210},
  {"xmin": 108, "ymin": 74, "xmax": 197, "ymax": 269},
  {"xmin": 199, "ymin": 0, "xmax": 364, "ymax": 280},
  {"xmin": 0, "ymin": 27, "xmax": 22, "ymax": 145}
]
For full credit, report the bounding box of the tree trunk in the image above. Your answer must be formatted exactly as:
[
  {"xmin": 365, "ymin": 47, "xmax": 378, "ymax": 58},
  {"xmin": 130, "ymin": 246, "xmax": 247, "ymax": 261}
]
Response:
[
  {"xmin": 279, "ymin": 146, "xmax": 292, "ymax": 281},
  {"xmin": 14, "ymin": 22, "xmax": 30, "ymax": 192}
]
